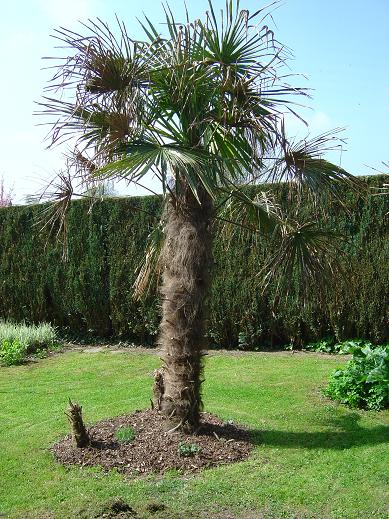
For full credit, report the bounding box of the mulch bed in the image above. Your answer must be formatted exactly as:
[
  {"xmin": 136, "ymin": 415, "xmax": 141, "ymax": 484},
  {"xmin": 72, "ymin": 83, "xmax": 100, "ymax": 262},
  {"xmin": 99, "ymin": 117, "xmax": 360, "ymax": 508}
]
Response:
[{"xmin": 52, "ymin": 409, "xmax": 254, "ymax": 476}]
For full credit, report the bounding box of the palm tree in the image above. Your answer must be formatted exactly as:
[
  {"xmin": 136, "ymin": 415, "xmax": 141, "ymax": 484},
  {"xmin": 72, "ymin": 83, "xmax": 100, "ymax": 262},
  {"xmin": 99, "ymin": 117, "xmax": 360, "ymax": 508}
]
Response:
[{"xmin": 38, "ymin": 1, "xmax": 360, "ymax": 432}]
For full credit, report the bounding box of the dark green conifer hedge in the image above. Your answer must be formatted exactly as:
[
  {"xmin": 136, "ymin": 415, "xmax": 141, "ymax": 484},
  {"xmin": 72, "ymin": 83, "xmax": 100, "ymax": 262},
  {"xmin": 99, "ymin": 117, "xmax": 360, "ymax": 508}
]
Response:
[{"xmin": 0, "ymin": 175, "xmax": 387, "ymax": 348}]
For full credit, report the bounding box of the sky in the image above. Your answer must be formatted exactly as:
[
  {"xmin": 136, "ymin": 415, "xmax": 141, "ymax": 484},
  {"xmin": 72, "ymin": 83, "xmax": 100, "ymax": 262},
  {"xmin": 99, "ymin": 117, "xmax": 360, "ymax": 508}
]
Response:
[{"xmin": 1, "ymin": 0, "xmax": 388, "ymax": 203}]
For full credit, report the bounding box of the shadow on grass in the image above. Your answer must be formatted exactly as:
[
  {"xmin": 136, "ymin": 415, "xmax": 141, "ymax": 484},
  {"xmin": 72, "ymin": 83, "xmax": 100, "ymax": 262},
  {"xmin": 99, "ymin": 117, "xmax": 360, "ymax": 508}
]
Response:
[{"xmin": 250, "ymin": 412, "xmax": 389, "ymax": 450}]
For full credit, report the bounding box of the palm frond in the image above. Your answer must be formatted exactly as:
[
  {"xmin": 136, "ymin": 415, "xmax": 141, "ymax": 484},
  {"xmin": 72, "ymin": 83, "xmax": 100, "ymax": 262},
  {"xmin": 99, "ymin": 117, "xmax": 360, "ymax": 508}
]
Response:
[
  {"xmin": 268, "ymin": 127, "xmax": 365, "ymax": 203},
  {"xmin": 37, "ymin": 96, "xmax": 141, "ymax": 157},
  {"xmin": 200, "ymin": 1, "xmax": 281, "ymax": 73},
  {"xmin": 260, "ymin": 221, "xmax": 344, "ymax": 302},
  {"xmin": 94, "ymin": 139, "xmax": 232, "ymax": 202},
  {"xmin": 33, "ymin": 170, "xmax": 75, "ymax": 260},
  {"xmin": 133, "ymin": 221, "xmax": 165, "ymax": 300},
  {"xmin": 46, "ymin": 19, "xmax": 149, "ymax": 97},
  {"xmin": 217, "ymin": 187, "xmax": 282, "ymax": 245}
]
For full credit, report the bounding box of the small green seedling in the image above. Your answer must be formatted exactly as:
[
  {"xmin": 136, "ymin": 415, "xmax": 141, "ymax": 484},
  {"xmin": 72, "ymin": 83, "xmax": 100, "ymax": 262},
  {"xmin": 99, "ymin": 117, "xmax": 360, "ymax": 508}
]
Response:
[
  {"xmin": 177, "ymin": 441, "xmax": 201, "ymax": 457},
  {"xmin": 116, "ymin": 426, "xmax": 136, "ymax": 443}
]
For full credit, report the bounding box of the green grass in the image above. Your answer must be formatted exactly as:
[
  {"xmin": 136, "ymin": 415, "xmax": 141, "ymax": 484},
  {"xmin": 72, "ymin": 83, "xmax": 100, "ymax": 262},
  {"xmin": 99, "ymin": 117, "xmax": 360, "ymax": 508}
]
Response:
[{"xmin": 0, "ymin": 350, "xmax": 388, "ymax": 518}]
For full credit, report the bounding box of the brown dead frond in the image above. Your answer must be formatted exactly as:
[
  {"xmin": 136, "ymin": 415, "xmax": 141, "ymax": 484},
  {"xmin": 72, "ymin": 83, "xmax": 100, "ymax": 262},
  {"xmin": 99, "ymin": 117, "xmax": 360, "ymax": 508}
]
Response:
[
  {"xmin": 133, "ymin": 221, "xmax": 164, "ymax": 301},
  {"xmin": 32, "ymin": 170, "xmax": 74, "ymax": 260}
]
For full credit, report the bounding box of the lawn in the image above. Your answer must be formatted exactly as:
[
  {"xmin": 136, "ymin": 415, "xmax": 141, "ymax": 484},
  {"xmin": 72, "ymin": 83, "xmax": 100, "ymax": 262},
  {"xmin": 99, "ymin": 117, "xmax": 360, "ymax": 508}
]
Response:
[{"xmin": 0, "ymin": 349, "xmax": 388, "ymax": 518}]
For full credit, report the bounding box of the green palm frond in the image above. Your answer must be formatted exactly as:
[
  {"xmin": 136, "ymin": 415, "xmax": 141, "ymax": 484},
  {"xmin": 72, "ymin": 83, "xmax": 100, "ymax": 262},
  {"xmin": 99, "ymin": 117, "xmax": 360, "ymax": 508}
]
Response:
[
  {"xmin": 93, "ymin": 140, "xmax": 161, "ymax": 179},
  {"xmin": 260, "ymin": 221, "xmax": 344, "ymax": 301},
  {"xmin": 207, "ymin": 125, "xmax": 254, "ymax": 178},
  {"xmin": 93, "ymin": 140, "xmax": 227, "ymax": 201},
  {"xmin": 199, "ymin": 1, "xmax": 279, "ymax": 72},
  {"xmin": 217, "ymin": 187, "xmax": 282, "ymax": 244}
]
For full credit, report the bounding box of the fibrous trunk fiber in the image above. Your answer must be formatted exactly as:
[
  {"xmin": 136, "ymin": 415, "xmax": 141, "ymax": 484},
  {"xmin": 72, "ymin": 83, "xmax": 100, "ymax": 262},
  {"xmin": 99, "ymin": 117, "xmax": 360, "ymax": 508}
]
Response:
[{"xmin": 158, "ymin": 185, "xmax": 213, "ymax": 432}]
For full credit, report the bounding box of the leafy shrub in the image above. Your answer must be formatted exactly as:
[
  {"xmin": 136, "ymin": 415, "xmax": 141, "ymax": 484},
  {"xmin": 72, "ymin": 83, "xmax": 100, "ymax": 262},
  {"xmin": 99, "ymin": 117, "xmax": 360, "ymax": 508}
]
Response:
[
  {"xmin": 305, "ymin": 338, "xmax": 371, "ymax": 354},
  {"xmin": 324, "ymin": 344, "xmax": 389, "ymax": 410},
  {"xmin": 34, "ymin": 348, "xmax": 49, "ymax": 359},
  {"xmin": 0, "ymin": 320, "xmax": 57, "ymax": 354},
  {"xmin": 0, "ymin": 339, "xmax": 26, "ymax": 366},
  {"xmin": 177, "ymin": 442, "xmax": 201, "ymax": 457},
  {"xmin": 304, "ymin": 337, "xmax": 336, "ymax": 353},
  {"xmin": 116, "ymin": 426, "xmax": 136, "ymax": 443}
]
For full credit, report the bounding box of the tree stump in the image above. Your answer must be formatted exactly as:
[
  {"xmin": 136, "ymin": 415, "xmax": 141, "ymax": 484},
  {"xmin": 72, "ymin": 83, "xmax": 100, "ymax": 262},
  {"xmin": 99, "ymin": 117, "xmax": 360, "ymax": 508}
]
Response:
[{"xmin": 66, "ymin": 399, "xmax": 90, "ymax": 448}]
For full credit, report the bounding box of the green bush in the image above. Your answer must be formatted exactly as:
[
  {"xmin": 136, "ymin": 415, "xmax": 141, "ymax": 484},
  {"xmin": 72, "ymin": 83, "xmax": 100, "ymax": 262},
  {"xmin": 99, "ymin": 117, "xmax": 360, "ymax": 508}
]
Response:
[
  {"xmin": 324, "ymin": 344, "xmax": 389, "ymax": 410},
  {"xmin": 304, "ymin": 338, "xmax": 370, "ymax": 354},
  {"xmin": 304, "ymin": 337, "xmax": 337, "ymax": 353},
  {"xmin": 0, "ymin": 339, "xmax": 26, "ymax": 366},
  {"xmin": 0, "ymin": 320, "xmax": 57, "ymax": 358}
]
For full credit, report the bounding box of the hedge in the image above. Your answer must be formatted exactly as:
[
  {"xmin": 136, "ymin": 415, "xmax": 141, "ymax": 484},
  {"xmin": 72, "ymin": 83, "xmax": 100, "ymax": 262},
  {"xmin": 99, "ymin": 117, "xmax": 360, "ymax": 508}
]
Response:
[{"xmin": 0, "ymin": 175, "xmax": 388, "ymax": 348}]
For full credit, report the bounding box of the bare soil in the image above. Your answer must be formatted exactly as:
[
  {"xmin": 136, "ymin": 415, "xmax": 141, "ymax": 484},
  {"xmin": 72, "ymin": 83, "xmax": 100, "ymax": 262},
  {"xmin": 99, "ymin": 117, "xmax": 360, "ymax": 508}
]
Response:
[
  {"xmin": 61, "ymin": 343, "xmax": 348, "ymax": 360},
  {"xmin": 52, "ymin": 409, "xmax": 253, "ymax": 476},
  {"xmin": 72, "ymin": 498, "xmax": 264, "ymax": 519}
]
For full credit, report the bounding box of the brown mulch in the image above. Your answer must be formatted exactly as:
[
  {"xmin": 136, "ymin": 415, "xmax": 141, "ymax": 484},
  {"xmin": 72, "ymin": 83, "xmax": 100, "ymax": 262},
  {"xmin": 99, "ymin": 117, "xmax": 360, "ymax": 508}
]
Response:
[{"xmin": 52, "ymin": 409, "xmax": 254, "ymax": 476}]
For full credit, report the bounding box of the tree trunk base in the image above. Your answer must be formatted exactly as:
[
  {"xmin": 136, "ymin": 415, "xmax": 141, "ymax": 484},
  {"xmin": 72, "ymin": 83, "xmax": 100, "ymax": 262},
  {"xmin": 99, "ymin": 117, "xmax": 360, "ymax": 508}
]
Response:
[{"xmin": 66, "ymin": 399, "xmax": 90, "ymax": 448}]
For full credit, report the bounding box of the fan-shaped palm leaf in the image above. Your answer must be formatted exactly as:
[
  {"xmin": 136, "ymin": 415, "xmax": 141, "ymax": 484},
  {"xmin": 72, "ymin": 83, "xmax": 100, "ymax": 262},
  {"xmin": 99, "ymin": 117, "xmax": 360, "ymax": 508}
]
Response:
[
  {"xmin": 260, "ymin": 221, "xmax": 344, "ymax": 301},
  {"xmin": 269, "ymin": 127, "xmax": 364, "ymax": 203},
  {"xmin": 217, "ymin": 187, "xmax": 282, "ymax": 244}
]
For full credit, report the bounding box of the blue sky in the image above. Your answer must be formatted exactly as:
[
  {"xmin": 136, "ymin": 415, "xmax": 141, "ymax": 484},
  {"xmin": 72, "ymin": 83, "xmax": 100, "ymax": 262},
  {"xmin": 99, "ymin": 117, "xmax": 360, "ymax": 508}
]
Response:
[{"xmin": 1, "ymin": 0, "xmax": 388, "ymax": 202}]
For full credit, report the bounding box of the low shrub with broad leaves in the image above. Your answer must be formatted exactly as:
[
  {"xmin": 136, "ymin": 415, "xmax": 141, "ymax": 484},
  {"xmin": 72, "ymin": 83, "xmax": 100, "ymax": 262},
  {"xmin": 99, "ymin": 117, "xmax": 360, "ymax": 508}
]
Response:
[
  {"xmin": 304, "ymin": 338, "xmax": 370, "ymax": 354},
  {"xmin": 0, "ymin": 339, "xmax": 26, "ymax": 366},
  {"xmin": 324, "ymin": 343, "xmax": 389, "ymax": 411}
]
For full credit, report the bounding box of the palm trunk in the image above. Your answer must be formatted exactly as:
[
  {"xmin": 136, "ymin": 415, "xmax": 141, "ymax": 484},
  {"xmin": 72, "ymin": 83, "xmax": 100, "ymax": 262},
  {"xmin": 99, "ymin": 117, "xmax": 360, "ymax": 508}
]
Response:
[
  {"xmin": 66, "ymin": 400, "xmax": 90, "ymax": 448},
  {"xmin": 158, "ymin": 183, "xmax": 213, "ymax": 432}
]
